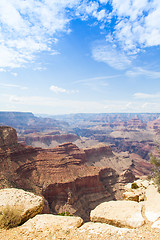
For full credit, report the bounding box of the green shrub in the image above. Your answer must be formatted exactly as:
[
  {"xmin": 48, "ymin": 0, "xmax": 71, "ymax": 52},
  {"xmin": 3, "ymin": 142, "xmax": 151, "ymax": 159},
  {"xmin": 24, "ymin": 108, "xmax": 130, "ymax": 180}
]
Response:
[
  {"xmin": 150, "ymin": 145, "xmax": 160, "ymax": 192},
  {"xmin": 131, "ymin": 182, "xmax": 139, "ymax": 189},
  {"xmin": 0, "ymin": 204, "xmax": 23, "ymax": 229},
  {"xmin": 57, "ymin": 212, "xmax": 72, "ymax": 216}
]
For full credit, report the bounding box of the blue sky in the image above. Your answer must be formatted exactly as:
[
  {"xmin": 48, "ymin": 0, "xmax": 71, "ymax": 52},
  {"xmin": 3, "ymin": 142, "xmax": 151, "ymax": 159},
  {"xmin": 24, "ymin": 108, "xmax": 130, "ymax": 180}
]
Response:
[{"xmin": 0, "ymin": 0, "xmax": 160, "ymax": 114}]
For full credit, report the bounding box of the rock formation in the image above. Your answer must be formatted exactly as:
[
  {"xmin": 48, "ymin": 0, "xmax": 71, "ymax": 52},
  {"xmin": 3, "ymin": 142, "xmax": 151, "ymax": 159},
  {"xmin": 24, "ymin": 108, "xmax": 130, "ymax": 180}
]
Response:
[
  {"xmin": 0, "ymin": 111, "xmax": 69, "ymax": 134},
  {"xmin": 23, "ymin": 133, "xmax": 79, "ymax": 148},
  {"xmin": 147, "ymin": 116, "xmax": 160, "ymax": 130},
  {"xmin": 0, "ymin": 126, "xmax": 17, "ymax": 147},
  {"xmin": 1, "ymin": 179, "xmax": 160, "ymax": 239},
  {"xmin": 0, "ymin": 126, "xmax": 132, "ymax": 221},
  {"xmin": 21, "ymin": 214, "xmax": 83, "ymax": 232},
  {"xmin": 0, "ymin": 188, "xmax": 44, "ymax": 225},
  {"xmin": 90, "ymin": 200, "xmax": 145, "ymax": 228}
]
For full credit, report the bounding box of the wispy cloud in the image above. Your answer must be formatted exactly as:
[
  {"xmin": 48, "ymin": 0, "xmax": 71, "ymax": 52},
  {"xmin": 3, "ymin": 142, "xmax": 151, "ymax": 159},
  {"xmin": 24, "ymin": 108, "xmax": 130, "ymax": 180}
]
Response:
[
  {"xmin": 126, "ymin": 67, "xmax": 160, "ymax": 79},
  {"xmin": 74, "ymin": 75, "xmax": 119, "ymax": 84},
  {"xmin": 0, "ymin": 83, "xmax": 28, "ymax": 90},
  {"xmin": 92, "ymin": 43, "xmax": 131, "ymax": 70},
  {"xmin": 50, "ymin": 85, "xmax": 67, "ymax": 94},
  {"xmin": 73, "ymin": 75, "xmax": 114, "ymax": 92},
  {"xmin": 11, "ymin": 72, "xmax": 18, "ymax": 77},
  {"xmin": 133, "ymin": 92, "xmax": 160, "ymax": 99},
  {"xmin": 50, "ymin": 85, "xmax": 78, "ymax": 94}
]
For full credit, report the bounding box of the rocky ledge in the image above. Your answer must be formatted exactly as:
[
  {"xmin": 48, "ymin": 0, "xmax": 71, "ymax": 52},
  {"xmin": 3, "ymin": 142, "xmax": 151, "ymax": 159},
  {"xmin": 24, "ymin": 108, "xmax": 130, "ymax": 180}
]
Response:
[{"xmin": 0, "ymin": 181, "xmax": 160, "ymax": 239}]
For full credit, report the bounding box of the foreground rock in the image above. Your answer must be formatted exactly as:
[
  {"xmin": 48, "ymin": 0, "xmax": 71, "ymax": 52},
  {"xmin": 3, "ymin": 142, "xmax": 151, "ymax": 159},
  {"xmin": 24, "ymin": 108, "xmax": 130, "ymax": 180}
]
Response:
[
  {"xmin": 20, "ymin": 214, "xmax": 83, "ymax": 232},
  {"xmin": 90, "ymin": 200, "xmax": 145, "ymax": 228},
  {"xmin": 143, "ymin": 184, "xmax": 160, "ymax": 222},
  {"xmin": 123, "ymin": 179, "xmax": 160, "ymax": 224},
  {"xmin": 0, "ymin": 188, "xmax": 44, "ymax": 224},
  {"xmin": 122, "ymin": 179, "xmax": 149, "ymax": 202},
  {"xmin": 78, "ymin": 222, "xmax": 132, "ymax": 236},
  {"xmin": 152, "ymin": 219, "xmax": 160, "ymax": 229}
]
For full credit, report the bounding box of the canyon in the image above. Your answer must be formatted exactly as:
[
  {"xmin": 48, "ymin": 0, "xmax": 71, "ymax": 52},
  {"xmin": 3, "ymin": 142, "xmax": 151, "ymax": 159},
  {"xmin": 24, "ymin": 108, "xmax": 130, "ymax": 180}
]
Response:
[
  {"xmin": 0, "ymin": 112, "xmax": 160, "ymax": 221},
  {"xmin": 0, "ymin": 126, "xmax": 136, "ymax": 221}
]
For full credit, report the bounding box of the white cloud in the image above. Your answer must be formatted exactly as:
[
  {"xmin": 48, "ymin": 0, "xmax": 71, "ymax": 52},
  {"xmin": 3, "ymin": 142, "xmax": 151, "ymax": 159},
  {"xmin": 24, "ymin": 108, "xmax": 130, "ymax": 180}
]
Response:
[
  {"xmin": 75, "ymin": 1, "xmax": 99, "ymax": 20},
  {"xmin": 11, "ymin": 72, "xmax": 18, "ymax": 77},
  {"xmin": 50, "ymin": 85, "xmax": 78, "ymax": 94},
  {"xmin": 99, "ymin": 0, "xmax": 109, "ymax": 4},
  {"xmin": 91, "ymin": 0, "xmax": 160, "ymax": 68},
  {"xmin": 126, "ymin": 67, "xmax": 160, "ymax": 79},
  {"xmin": 133, "ymin": 92, "xmax": 160, "ymax": 99},
  {"xmin": 93, "ymin": 9, "xmax": 106, "ymax": 21},
  {"xmin": 92, "ymin": 43, "xmax": 131, "ymax": 69},
  {"xmin": 1, "ymin": 0, "xmax": 160, "ymax": 70},
  {"xmin": 74, "ymin": 75, "xmax": 119, "ymax": 84},
  {"xmin": 0, "ymin": 82, "xmax": 28, "ymax": 90},
  {"xmin": 0, "ymin": 68, "xmax": 6, "ymax": 72},
  {"xmin": 50, "ymin": 85, "xmax": 67, "ymax": 94},
  {"xmin": 0, "ymin": 0, "xmax": 80, "ymax": 69},
  {"xmin": 110, "ymin": 0, "xmax": 160, "ymax": 52}
]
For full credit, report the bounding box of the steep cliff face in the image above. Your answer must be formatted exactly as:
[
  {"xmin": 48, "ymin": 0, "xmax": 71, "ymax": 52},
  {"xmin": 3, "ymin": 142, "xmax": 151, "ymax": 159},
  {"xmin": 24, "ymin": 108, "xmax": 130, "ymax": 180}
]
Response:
[
  {"xmin": 84, "ymin": 144, "xmax": 113, "ymax": 159},
  {"xmin": 43, "ymin": 167, "xmax": 118, "ymax": 221},
  {"xmin": 23, "ymin": 133, "xmax": 79, "ymax": 148},
  {"xmin": 0, "ymin": 126, "xmax": 18, "ymax": 147},
  {"xmin": 0, "ymin": 126, "xmax": 135, "ymax": 221}
]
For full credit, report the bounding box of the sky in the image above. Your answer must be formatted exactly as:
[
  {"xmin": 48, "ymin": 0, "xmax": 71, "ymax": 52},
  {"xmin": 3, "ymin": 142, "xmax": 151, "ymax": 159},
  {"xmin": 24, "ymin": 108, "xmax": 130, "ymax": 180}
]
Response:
[{"xmin": 0, "ymin": 0, "xmax": 160, "ymax": 115}]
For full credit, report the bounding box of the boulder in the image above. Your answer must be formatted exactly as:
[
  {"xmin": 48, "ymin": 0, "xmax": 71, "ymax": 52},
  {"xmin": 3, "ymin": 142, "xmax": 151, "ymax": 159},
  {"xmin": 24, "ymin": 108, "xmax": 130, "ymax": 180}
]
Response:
[
  {"xmin": 151, "ymin": 219, "xmax": 160, "ymax": 229},
  {"xmin": 143, "ymin": 184, "xmax": 160, "ymax": 222},
  {"xmin": 124, "ymin": 183, "xmax": 132, "ymax": 191},
  {"xmin": 123, "ymin": 188, "xmax": 145, "ymax": 202},
  {"xmin": 90, "ymin": 200, "xmax": 145, "ymax": 228},
  {"xmin": 123, "ymin": 180, "xmax": 152, "ymax": 202},
  {"xmin": 0, "ymin": 188, "xmax": 44, "ymax": 224},
  {"xmin": 78, "ymin": 222, "xmax": 132, "ymax": 236},
  {"xmin": 20, "ymin": 214, "xmax": 83, "ymax": 232},
  {"xmin": 123, "ymin": 191, "xmax": 140, "ymax": 202}
]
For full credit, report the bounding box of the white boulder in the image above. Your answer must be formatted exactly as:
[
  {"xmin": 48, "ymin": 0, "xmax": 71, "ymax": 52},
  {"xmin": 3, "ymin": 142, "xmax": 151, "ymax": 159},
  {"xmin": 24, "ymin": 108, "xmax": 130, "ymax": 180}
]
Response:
[
  {"xmin": 20, "ymin": 214, "xmax": 83, "ymax": 232},
  {"xmin": 0, "ymin": 188, "xmax": 44, "ymax": 224},
  {"xmin": 90, "ymin": 200, "xmax": 145, "ymax": 228}
]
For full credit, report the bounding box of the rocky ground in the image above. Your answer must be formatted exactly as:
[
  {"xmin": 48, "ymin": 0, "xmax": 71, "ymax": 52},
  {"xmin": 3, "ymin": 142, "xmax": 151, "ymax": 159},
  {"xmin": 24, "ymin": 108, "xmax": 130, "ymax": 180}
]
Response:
[
  {"xmin": 1, "ymin": 180, "xmax": 160, "ymax": 240},
  {"xmin": 0, "ymin": 222, "xmax": 160, "ymax": 240}
]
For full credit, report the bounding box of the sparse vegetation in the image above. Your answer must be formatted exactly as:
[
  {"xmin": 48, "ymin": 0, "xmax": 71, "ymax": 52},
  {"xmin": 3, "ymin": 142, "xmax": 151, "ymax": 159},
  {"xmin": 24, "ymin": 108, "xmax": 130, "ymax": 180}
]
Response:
[
  {"xmin": 57, "ymin": 212, "xmax": 73, "ymax": 216},
  {"xmin": 150, "ymin": 144, "xmax": 160, "ymax": 192},
  {"xmin": 131, "ymin": 182, "xmax": 139, "ymax": 189},
  {"xmin": 0, "ymin": 205, "xmax": 23, "ymax": 229}
]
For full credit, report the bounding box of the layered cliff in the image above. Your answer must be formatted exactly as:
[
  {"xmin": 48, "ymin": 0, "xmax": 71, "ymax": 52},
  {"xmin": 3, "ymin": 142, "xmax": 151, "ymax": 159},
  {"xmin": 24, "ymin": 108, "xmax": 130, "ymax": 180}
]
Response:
[
  {"xmin": 23, "ymin": 133, "xmax": 79, "ymax": 148},
  {"xmin": 147, "ymin": 116, "xmax": 160, "ymax": 130},
  {"xmin": 0, "ymin": 111, "xmax": 69, "ymax": 134},
  {"xmin": 0, "ymin": 126, "xmax": 136, "ymax": 221}
]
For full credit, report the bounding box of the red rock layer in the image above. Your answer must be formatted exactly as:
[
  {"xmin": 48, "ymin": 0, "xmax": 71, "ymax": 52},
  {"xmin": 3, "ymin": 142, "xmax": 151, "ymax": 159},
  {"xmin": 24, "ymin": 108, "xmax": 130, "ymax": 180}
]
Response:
[
  {"xmin": 0, "ymin": 127, "xmax": 134, "ymax": 220},
  {"xmin": 23, "ymin": 133, "xmax": 79, "ymax": 147},
  {"xmin": 0, "ymin": 128, "xmax": 118, "ymax": 220}
]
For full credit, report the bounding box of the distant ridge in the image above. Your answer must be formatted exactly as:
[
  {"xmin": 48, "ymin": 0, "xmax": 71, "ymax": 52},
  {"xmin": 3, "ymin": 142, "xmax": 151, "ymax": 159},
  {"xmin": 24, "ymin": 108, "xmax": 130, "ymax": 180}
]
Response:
[{"xmin": 0, "ymin": 111, "xmax": 68, "ymax": 131}]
